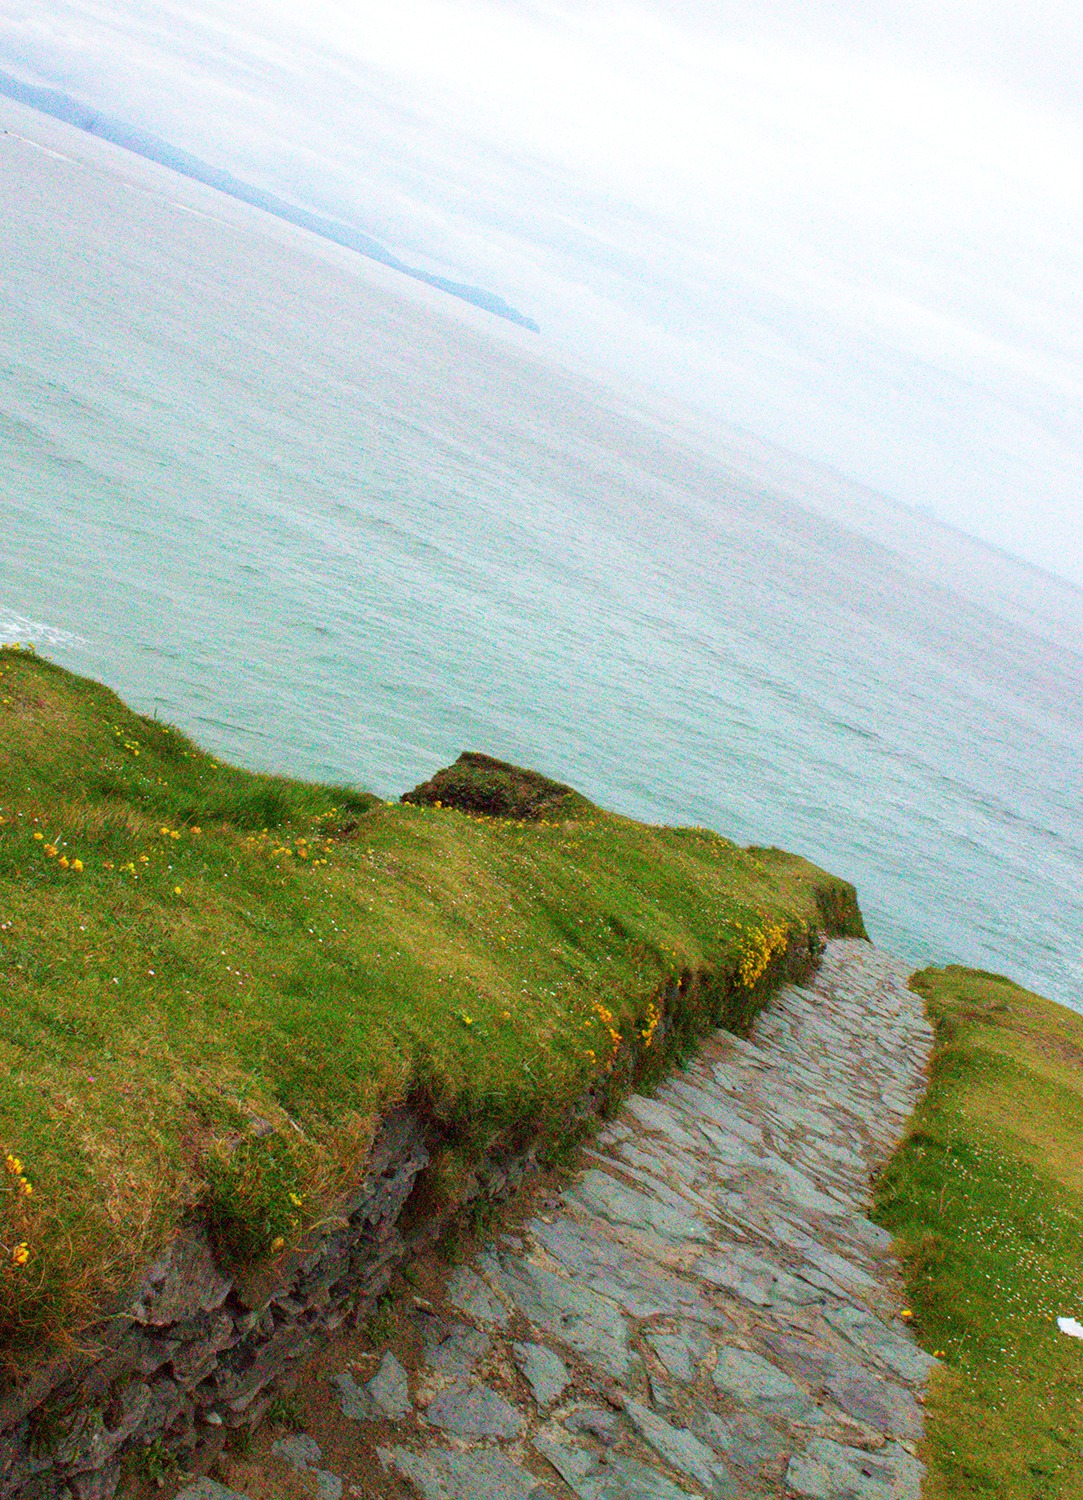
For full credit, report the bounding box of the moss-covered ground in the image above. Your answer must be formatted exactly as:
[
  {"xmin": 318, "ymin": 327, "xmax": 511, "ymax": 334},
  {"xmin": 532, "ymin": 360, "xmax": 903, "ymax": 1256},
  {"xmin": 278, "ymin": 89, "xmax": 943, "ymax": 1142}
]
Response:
[
  {"xmin": 875, "ymin": 965, "xmax": 1083, "ymax": 1498},
  {"xmin": 0, "ymin": 646, "xmax": 863, "ymax": 1375}
]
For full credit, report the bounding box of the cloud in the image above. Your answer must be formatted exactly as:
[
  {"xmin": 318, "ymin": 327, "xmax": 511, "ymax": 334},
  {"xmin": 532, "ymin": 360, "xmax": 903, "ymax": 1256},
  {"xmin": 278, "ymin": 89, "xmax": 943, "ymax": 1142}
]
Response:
[{"xmin": 1, "ymin": 0, "xmax": 1082, "ymax": 580}]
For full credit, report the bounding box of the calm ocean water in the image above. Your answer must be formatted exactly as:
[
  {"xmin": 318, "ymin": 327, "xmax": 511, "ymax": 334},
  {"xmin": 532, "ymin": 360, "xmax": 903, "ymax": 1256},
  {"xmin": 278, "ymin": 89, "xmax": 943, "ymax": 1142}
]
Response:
[{"xmin": 2, "ymin": 99, "xmax": 1081, "ymax": 1008}]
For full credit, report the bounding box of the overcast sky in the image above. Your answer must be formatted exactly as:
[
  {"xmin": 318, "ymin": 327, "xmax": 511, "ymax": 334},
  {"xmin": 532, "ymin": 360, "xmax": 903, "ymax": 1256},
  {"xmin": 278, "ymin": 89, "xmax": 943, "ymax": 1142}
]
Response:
[{"xmin": 2, "ymin": 0, "xmax": 1082, "ymax": 583}]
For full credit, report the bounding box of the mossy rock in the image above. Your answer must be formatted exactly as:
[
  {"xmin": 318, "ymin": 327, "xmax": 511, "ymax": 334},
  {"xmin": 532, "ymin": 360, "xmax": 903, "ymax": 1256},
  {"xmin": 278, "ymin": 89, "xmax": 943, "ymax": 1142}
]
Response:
[{"xmin": 402, "ymin": 752, "xmax": 577, "ymax": 821}]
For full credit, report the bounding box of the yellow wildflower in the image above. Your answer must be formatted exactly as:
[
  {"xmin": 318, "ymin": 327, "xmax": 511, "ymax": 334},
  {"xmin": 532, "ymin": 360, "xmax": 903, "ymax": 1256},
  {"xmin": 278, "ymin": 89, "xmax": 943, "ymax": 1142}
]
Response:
[
  {"xmin": 270, "ymin": 1236, "xmax": 285, "ymax": 1252},
  {"xmin": 32, "ymin": 831, "xmax": 43, "ymax": 841},
  {"xmin": 71, "ymin": 858, "xmax": 83, "ymax": 872},
  {"xmin": 44, "ymin": 844, "xmax": 58, "ymax": 858},
  {"xmin": 58, "ymin": 855, "xmax": 69, "ymax": 869},
  {"xmin": 5, "ymin": 1155, "xmax": 22, "ymax": 1175},
  {"xmin": 11, "ymin": 1244, "xmax": 29, "ymax": 1266},
  {"xmin": 173, "ymin": 886, "xmax": 182, "ymax": 896}
]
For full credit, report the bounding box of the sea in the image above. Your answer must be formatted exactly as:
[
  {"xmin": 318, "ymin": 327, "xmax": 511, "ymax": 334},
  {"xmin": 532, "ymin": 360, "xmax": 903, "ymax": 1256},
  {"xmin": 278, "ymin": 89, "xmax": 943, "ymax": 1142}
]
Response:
[{"xmin": 2, "ymin": 96, "xmax": 1081, "ymax": 1010}]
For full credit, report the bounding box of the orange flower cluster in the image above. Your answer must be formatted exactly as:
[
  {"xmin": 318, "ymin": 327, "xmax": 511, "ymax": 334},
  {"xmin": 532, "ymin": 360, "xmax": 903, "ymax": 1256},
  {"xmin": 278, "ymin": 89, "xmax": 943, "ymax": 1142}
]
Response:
[{"xmin": 2, "ymin": 1153, "xmax": 33, "ymax": 1268}]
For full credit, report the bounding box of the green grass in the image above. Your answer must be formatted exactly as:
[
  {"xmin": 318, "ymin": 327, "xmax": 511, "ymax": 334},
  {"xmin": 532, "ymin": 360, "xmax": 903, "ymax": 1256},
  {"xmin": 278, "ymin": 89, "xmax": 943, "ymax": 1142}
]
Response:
[
  {"xmin": 0, "ymin": 645, "xmax": 864, "ymax": 1374},
  {"xmin": 874, "ymin": 965, "xmax": 1083, "ymax": 1499}
]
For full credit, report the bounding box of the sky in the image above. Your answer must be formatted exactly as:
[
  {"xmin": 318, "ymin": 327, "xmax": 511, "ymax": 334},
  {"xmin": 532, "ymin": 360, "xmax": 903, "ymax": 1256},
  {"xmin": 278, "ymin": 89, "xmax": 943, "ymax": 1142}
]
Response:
[{"xmin": 1, "ymin": 0, "xmax": 1082, "ymax": 584}]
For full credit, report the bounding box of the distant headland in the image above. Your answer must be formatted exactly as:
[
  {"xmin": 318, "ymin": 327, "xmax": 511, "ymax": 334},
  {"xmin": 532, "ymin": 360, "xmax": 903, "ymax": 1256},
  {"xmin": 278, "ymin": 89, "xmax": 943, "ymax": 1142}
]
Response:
[{"xmin": 0, "ymin": 69, "xmax": 541, "ymax": 333}]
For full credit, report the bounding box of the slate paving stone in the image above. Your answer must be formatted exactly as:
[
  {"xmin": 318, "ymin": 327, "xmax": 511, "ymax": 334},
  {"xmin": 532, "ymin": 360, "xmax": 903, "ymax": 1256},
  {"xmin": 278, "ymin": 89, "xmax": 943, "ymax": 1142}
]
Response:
[
  {"xmin": 823, "ymin": 1306, "xmax": 938, "ymax": 1385},
  {"xmin": 334, "ymin": 1351, "xmax": 412, "ymax": 1422},
  {"xmin": 380, "ymin": 1444, "xmax": 546, "ymax": 1499},
  {"xmin": 423, "ymin": 1380, "xmax": 525, "ymax": 1438},
  {"xmin": 272, "ymin": 1433, "xmax": 344, "ymax": 1500},
  {"xmin": 623, "ymin": 1094, "xmax": 702, "ymax": 1150},
  {"xmin": 333, "ymin": 1370, "xmax": 375, "ymax": 1422},
  {"xmin": 565, "ymin": 1406, "xmax": 624, "ymax": 1441},
  {"xmin": 648, "ymin": 1331, "xmax": 704, "ymax": 1384},
  {"xmin": 529, "ymin": 1218, "xmax": 731, "ymax": 1327},
  {"xmin": 368, "ymin": 1351, "xmax": 413, "ymax": 1419},
  {"xmin": 489, "ymin": 1255, "xmax": 636, "ymax": 1378},
  {"xmin": 825, "ymin": 1368, "xmax": 924, "ymax": 1442},
  {"xmin": 608, "ymin": 1143, "xmax": 716, "ymax": 1206},
  {"xmin": 534, "ymin": 1433, "xmax": 702, "ymax": 1500},
  {"xmin": 699, "ymin": 1408, "xmax": 788, "ymax": 1477},
  {"xmin": 175, "ymin": 1484, "xmax": 250, "ymax": 1500},
  {"xmin": 621, "ymin": 1395, "xmax": 736, "ymax": 1496},
  {"xmin": 696, "ymin": 1246, "xmax": 825, "ymax": 1309},
  {"xmin": 711, "ymin": 1345, "xmax": 820, "ymax": 1421},
  {"xmin": 272, "ymin": 1434, "xmax": 323, "ymax": 1467},
  {"xmin": 785, "ymin": 1437, "xmax": 926, "ymax": 1499},
  {"xmin": 446, "ymin": 1264, "xmax": 509, "ymax": 1325},
  {"xmin": 569, "ymin": 1169, "xmax": 711, "ymax": 1242},
  {"xmin": 420, "ymin": 1317, "xmax": 492, "ymax": 1377},
  {"xmin": 513, "ymin": 1340, "xmax": 570, "ymax": 1405},
  {"xmin": 692, "ymin": 1123, "xmax": 760, "ymax": 1169}
]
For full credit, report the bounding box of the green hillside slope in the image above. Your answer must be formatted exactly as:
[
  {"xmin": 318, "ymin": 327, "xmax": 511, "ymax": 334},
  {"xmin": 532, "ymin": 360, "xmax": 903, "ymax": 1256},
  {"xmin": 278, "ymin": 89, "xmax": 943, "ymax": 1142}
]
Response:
[
  {"xmin": 876, "ymin": 966, "xmax": 1083, "ymax": 1498},
  {"xmin": 0, "ymin": 645, "xmax": 862, "ymax": 1373}
]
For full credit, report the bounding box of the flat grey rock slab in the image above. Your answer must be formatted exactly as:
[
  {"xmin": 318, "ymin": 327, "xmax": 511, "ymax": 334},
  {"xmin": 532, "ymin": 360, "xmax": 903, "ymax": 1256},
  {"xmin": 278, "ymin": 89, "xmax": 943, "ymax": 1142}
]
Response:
[
  {"xmin": 696, "ymin": 1246, "xmax": 824, "ymax": 1309},
  {"xmin": 535, "ymin": 1433, "xmax": 703, "ymax": 1500},
  {"xmin": 786, "ymin": 1438, "xmax": 925, "ymax": 1498},
  {"xmin": 622, "ymin": 1395, "xmax": 735, "ymax": 1497},
  {"xmin": 700, "ymin": 1409, "xmax": 788, "ymax": 1476},
  {"xmin": 528, "ymin": 1217, "xmax": 731, "ymax": 1327},
  {"xmin": 446, "ymin": 1264, "xmax": 509, "ymax": 1325},
  {"xmin": 489, "ymin": 1254, "xmax": 635, "ymax": 1378},
  {"xmin": 369, "ymin": 1350, "xmax": 413, "ymax": 1418},
  {"xmin": 273, "ymin": 1434, "xmax": 324, "ymax": 1468},
  {"xmin": 175, "ymin": 1485, "xmax": 249, "ymax": 1500},
  {"xmin": 823, "ymin": 1306, "xmax": 937, "ymax": 1385},
  {"xmin": 272, "ymin": 1435, "xmax": 343, "ymax": 1500},
  {"xmin": 622, "ymin": 1093, "xmax": 703, "ymax": 1149},
  {"xmin": 566, "ymin": 1405, "xmax": 624, "ymax": 1440},
  {"xmin": 647, "ymin": 1329, "xmax": 711, "ymax": 1384},
  {"xmin": 424, "ymin": 1380, "xmax": 525, "ymax": 1438},
  {"xmin": 569, "ymin": 1169, "xmax": 711, "ymax": 1242},
  {"xmin": 421, "ymin": 1317, "xmax": 492, "ymax": 1376},
  {"xmin": 513, "ymin": 1340, "xmax": 570, "ymax": 1405},
  {"xmin": 380, "ymin": 1444, "xmax": 545, "ymax": 1499},
  {"xmin": 332, "ymin": 1369, "xmax": 373, "ymax": 1421},
  {"xmin": 333, "ymin": 1350, "xmax": 412, "ymax": 1422},
  {"xmin": 711, "ymin": 1345, "xmax": 818, "ymax": 1421}
]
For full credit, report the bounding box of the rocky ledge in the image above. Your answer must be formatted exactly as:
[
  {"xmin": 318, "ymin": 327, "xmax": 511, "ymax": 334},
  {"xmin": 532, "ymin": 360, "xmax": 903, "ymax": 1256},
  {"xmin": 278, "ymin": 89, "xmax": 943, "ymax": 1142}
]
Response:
[{"xmin": 183, "ymin": 938, "xmax": 936, "ymax": 1500}]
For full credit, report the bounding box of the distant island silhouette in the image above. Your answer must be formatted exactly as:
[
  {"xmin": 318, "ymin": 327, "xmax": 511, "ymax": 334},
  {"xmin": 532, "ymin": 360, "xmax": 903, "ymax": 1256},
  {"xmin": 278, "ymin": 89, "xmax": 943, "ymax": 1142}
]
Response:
[{"xmin": 0, "ymin": 70, "xmax": 541, "ymax": 334}]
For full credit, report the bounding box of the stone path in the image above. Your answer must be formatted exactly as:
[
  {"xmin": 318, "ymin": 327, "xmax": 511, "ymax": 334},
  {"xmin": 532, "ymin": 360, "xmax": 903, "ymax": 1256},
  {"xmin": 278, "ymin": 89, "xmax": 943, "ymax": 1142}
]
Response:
[{"xmin": 182, "ymin": 939, "xmax": 936, "ymax": 1500}]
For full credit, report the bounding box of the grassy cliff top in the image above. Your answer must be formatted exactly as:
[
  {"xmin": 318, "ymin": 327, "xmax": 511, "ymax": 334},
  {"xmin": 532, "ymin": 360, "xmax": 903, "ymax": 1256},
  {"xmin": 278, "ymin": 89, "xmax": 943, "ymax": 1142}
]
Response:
[
  {"xmin": 875, "ymin": 966, "xmax": 1083, "ymax": 1497},
  {"xmin": 0, "ymin": 647, "xmax": 863, "ymax": 1371}
]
